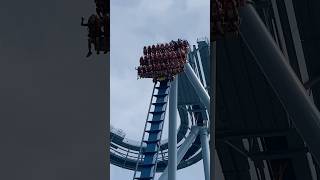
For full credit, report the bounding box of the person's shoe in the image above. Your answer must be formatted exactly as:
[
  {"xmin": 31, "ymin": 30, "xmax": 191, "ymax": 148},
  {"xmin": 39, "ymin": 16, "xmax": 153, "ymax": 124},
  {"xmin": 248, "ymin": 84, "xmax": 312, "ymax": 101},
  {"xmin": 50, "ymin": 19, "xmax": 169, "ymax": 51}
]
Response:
[{"xmin": 86, "ymin": 51, "xmax": 92, "ymax": 57}]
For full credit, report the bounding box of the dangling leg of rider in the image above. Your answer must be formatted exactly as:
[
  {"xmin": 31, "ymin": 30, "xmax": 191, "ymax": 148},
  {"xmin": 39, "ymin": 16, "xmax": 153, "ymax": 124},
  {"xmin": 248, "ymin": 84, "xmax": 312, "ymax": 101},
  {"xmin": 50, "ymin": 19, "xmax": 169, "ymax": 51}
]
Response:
[{"xmin": 86, "ymin": 39, "xmax": 93, "ymax": 57}]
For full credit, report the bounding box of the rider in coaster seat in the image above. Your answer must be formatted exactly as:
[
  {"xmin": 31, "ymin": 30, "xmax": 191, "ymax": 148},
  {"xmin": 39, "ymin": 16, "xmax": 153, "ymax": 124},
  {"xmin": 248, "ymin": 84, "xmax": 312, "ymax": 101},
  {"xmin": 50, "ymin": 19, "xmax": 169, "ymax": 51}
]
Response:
[
  {"xmin": 149, "ymin": 64, "xmax": 153, "ymax": 75},
  {"xmin": 169, "ymin": 41, "xmax": 174, "ymax": 51},
  {"xmin": 159, "ymin": 52, "xmax": 163, "ymax": 62},
  {"xmin": 151, "ymin": 45, "xmax": 156, "ymax": 53},
  {"xmin": 164, "ymin": 43, "xmax": 169, "ymax": 51},
  {"xmin": 140, "ymin": 56, "xmax": 144, "ymax": 65},
  {"xmin": 177, "ymin": 39, "xmax": 183, "ymax": 48},
  {"xmin": 140, "ymin": 68, "xmax": 145, "ymax": 78},
  {"xmin": 143, "ymin": 46, "xmax": 147, "ymax": 55},
  {"xmin": 147, "ymin": 46, "xmax": 151, "ymax": 55},
  {"xmin": 160, "ymin": 43, "xmax": 164, "ymax": 53},
  {"xmin": 146, "ymin": 54, "xmax": 150, "ymax": 64},
  {"xmin": 81, "ymin": 14, "xmax": 102, "ymax": 57}
]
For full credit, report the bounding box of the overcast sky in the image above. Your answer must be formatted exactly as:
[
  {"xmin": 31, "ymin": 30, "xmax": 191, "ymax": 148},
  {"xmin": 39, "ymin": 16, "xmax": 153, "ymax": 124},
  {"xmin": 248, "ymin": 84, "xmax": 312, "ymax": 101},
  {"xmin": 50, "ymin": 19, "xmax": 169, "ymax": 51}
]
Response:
[{"xmin": 110, "ymin": 0, "xmax": 210, "ymax": 179}]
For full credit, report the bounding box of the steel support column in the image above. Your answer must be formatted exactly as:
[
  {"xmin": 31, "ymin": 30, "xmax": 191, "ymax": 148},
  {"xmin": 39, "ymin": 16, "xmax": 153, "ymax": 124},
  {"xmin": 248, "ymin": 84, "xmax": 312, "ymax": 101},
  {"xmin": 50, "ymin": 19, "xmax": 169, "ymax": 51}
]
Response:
[
  {"xmin": 168, "ymin": 76, "xmax": 178, "ymax": 180},
  {"xmin": 239, "ymin": 4, "xmax": 320, "ymax": 164},
  {"xmin": 158, "ymin": 126, "xmax": 200, "ymax": 180},
  {"xmin": 211, "ymin": 41, "xmax": 216, "ymax": 180},
  {"xmin": 184, "ymin": 63, "xmax": 210, "ymax": 109},
  {"xmin": 200, "ymin": 127, "xmax": 210, "ymax": 180}
]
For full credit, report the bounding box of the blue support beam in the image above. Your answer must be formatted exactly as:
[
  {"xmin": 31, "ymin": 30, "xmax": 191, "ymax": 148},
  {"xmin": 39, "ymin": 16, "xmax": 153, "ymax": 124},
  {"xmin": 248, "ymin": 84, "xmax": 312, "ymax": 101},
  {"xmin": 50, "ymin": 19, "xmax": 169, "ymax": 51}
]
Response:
[{"xmin": 168, "ymin": 77, "xmax": 178, "ymax": 180}]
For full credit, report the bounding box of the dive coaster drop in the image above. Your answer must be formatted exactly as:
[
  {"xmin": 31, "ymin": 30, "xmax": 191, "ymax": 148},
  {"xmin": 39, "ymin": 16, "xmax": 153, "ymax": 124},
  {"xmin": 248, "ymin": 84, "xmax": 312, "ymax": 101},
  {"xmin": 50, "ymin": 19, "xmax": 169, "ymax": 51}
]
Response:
[{"xmin": 110, "ymin": 39, "xmax": 211, "ymax": 180}]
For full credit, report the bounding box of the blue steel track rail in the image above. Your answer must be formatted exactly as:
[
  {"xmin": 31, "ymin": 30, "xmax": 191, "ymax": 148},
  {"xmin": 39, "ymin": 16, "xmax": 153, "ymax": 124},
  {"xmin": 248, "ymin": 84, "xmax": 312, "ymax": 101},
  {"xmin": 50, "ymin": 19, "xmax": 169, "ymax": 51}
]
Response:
[{"xmin": 133, "ymin": 80, "xmax": 170, "ymax": 180}]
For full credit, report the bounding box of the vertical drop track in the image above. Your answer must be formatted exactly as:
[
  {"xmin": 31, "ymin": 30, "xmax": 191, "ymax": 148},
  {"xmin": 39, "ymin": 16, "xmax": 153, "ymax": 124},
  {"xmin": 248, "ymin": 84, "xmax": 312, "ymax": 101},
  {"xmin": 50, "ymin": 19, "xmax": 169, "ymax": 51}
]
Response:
[{"xmin": 133, "ymin": 80, "xmax": 171, "ymax": 180}]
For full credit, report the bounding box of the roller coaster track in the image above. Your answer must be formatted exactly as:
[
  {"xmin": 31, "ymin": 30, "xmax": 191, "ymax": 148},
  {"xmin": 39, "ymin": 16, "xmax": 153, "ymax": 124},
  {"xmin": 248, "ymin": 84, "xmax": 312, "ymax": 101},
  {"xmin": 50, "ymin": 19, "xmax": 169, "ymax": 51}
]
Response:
[{"xmin": 110, "ymin": 40, "xmax": 210, "ymax": 174}]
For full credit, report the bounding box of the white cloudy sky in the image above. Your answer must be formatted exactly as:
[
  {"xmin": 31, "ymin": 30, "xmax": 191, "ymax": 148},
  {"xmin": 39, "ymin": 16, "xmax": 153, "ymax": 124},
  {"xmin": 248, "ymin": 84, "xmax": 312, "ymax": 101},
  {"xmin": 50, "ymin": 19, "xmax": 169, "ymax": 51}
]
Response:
[{"xmin": 110, "ymin": 0, "xmax": 210, "ymax": 179}]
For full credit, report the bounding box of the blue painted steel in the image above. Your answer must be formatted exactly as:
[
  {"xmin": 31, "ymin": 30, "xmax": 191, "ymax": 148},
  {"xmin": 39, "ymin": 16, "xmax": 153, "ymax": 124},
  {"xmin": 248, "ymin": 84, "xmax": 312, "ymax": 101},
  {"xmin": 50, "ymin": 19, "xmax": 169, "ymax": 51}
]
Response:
[
  {"xmin": 133, "ymin": 80, "xmax": 171, "ymax": 180},
  {"xmin": 197, "ymin": 41, "xmax": 210, "ymax": 86}
]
